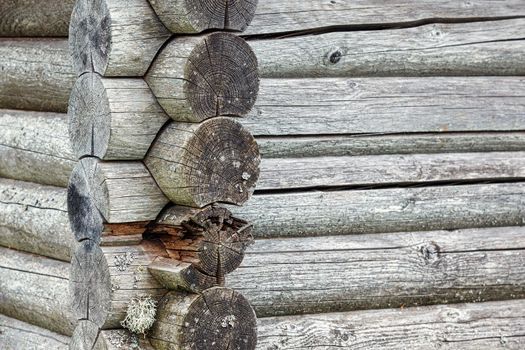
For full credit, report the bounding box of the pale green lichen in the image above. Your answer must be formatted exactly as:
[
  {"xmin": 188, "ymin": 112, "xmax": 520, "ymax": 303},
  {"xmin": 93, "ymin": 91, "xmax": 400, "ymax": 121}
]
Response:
[{"xmin": 121, "ymin": 296, "xmax": 157, "ymax": 335}]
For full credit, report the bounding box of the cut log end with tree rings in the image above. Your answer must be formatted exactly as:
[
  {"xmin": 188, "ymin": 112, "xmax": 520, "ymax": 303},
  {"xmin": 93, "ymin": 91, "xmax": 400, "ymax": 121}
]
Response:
[
  {"xmin": 146, "ymin": 33, "xmax": 259, "ymax": 122},
  {"xmin": 149, "ymin": 0, "xmax": 258, "ymax": 33},
  {"xmin": 150, "ymin": 288, "xmax": 257, "ymax": 350},
  {"xmin": 145, "ymin": 118, "xmax": 261, "ymax": 208}
]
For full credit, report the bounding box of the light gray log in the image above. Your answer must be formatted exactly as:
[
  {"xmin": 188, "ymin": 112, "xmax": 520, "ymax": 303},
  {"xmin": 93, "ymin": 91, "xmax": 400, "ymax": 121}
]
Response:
[
  {"xmin": 245, "ymin": 0, "xmax": 525, "ymax": 35},
  {"xmin": 0, "ymin": 247, "xmax": 76, "ymax": 335},
  {"xmin": 228, "ymin": 183, "xmax": 525, "ymax": 238},
  {"xmin": 0, "ymin": 314, "xmax": 70, "ymax": 350},
  {"xmin": 0, "ymin": 178, "xmax": 73, "ymax": 262},
  {"xmin": 228, "ymin": 226, "xmax": 525, "ymax": 317},
  {"xmin": 245, "ymin": 77, "xmax": 525, "ymax": 136},
  {"xmin": 69, "ymin": 0, "xmax": 170, "ymax": 76},
  {"xmin": 250, "ymin": 18, "xmax": 525, "ymax": 78},
  {"xmin": 258, "ymin": 151, "xmax": 525, "ymax": 190},
  {"xmin": 0, "ymin": 110, "xmax": 75, "ymax": 187},
  {"xmin": 0, "ymin": 38, "xmax": 75, "ymax": 112},
  {"xmin": 257, "ymin": 132, "xmax": 525, "ymax": 158},
  {"xmin": 68, "ymin": 73, "xmax": 168, "ymax": 160},
  {"xmin": 0, "ymin": 0, "xmax": 75, "ymax": 36},
  {"xmin": 257, "ymin": 299, "xmax": 525, "ymax": 349},
  {"xmin": 145, "ymin": 33, "xmax": 259, "ymax": 122}
]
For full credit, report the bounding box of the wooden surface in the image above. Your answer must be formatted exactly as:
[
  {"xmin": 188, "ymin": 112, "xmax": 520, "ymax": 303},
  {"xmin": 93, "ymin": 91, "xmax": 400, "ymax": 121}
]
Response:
[
  {"xmin": 250, "ymin": 18, "xmax": 525, "ymax": 78},
  {"xmin": 244, "ymin": 77, "xmax": 525, "ymax": 136},
  {"xmin": 0, "ymin": 179, "xmax": 73, "ymax": 261},
  {"xmin": 0, "ymin": 110, "xmax": 75, "ymax": 187},
  {"xmin": 228, "ymin": 183, "xmax": 525, "ymax": 238},
  {"xmin": 257, "ymin": 299, "xmax": 525, "ymax": 349},
  {"xmin": 0, "ymin": 314, "xmax": 70, "ymax": 350},
  {"xmin": 228, "ymin": 226, "xmax": 525, "ymax": 317}
]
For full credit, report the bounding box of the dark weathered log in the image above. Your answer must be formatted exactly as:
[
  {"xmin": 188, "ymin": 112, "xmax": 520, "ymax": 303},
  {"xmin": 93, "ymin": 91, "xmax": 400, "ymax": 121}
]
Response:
[
  {"xmin": 0, "ymin": 0, "xmax": 75, "ymax": 36},
  {"xmin": 0, "ymin": 110, "xmax": 75, "ymax": 187},
  {"xmin": 145, "ymin": 118, "xmax": 260, "ymax": 208},
  {"xmin": 250, "ymin": 18, "xmax": 525, "ymax": 78},
  {"xmin": 228, "ymin": 226, "xmax": 525, "ymax": 317},
  {"xmin": 0, "ymin": 178, "xmax": 73, "ymax": 261},
  {"xmin": 228, "ymin": 183, "xmax": 525, "ymax": 238},
  {"xmin": 145, "ymin": 33, "xmax": 259, "ymax": 122},
  {"xmin": 0, "ymin": 247, "xmax": 76, "ymax": 335},
  {"xmin": 0, "ymin": 39, "xmax": 75, "ymax": 112},
  {"xmin": 257, "ymin": 300, "xmax": 525, "ymax": 349},
  {"xmin": 147, "ymin": 0, "xmax": 257, "ymax": 33},
  {"xmin": 68, "ymin": 73, "xmax": 168, "ymax": 160},
  {"xmin": 150, "ymin": 288, "xmax": 258, "ymax": 350},
  {"xmin": 69, "ymin": 0, "xmax": 170, "ymax": 76},
  {"xmin": 0, "ymin": 314, "xmax": 70, "ymax": 350}
]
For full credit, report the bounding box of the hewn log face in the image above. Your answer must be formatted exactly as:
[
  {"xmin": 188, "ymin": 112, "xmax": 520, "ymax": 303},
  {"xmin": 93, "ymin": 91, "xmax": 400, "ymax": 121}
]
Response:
[
  {"xmin": 69, "ymin": 0, "xmax": 170, "ymax": 76},
  {"xmin": 0, "ymin": 110, "xmax": 76, "ymax": 187},
  {"xmin": 147, "ymin": 0, "xmax": 258, "ymax": 33},
  {"xmin": 250, "ymin": 18, "xmax": 525, "ymax": 78},
  {"xmin": 0, "ymin": 0, "xmax": 75, "ymax": 36},
  {"xmin": 68, "ymin": 73, "xmax": 169, "ymax": 160},
  {"xmin": 228, "ymin": 183, "xmax": 525, "ymax": 238},
  {"xmin": 245, "ymin": 0, "xmax": 525, "ymax": 35},
  {"xmin": 228, "ymin": 227, "xmax": 525, "ymax": 317},
  {"xmin": 0, "ymin": 179, "xmax": 73, "ymax": 262},
  {"xmin": 0, "ymin": 314, "xmax": 70, "ymax": 350},
  {"xmin": 145, "ymin": 33, "xmax": 259, "ymax": 122},
  {"xmin": 257, "ymin": 300, "xmax": 525, "ymax": 350},
  {"xmin": 145, "ymin": 118, "xmax": 260, "ymax": 208},
  {"xmin": 150, "ymin": 288, "xmax": 257, "ymax": 350},
  {"xmin": 0, "ymin": 247, "xmax": 76, "ymax": 335},
  {"xmin": 245, "ymin": 77, "xmax": 525, "ymax": 136},
  {"xmin": 0, "ymin": 39, "xmax": 75, "ymax": 113}
]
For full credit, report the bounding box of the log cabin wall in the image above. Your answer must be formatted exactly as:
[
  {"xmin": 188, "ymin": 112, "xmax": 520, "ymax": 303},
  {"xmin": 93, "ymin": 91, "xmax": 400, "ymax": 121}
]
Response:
[{"xmin": 1, "ymin": 1, "xmax": 525, "ymax": 349}]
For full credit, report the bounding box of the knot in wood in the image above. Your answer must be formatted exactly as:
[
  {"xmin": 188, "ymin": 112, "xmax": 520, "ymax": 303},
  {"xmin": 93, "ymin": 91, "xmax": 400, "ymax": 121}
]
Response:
[
  {"xmin": 329, "ymin": 49, "xmax": 342, "ymax": 64},
  {"xmin": 420, "ymin": 241, "xmax": 441, "ymax": 264}
]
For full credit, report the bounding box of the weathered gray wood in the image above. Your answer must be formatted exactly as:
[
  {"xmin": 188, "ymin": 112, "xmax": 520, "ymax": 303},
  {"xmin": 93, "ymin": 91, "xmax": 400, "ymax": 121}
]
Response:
[
  {"xmin": 245, "ymin": 77, "xmax": 525, "ymax": 136},
  {"xmin": 0, "ymin": 110, "xmax": 75, "ymax": 187},
  {"xmin": 228, "ymin": 183, "xmax": 525, "ymax": 238},
  {"xmin": 257, "ymin": 299, "xmax": 525, "ymax": 349},
  {"xmin": 147, "ymin": 0, "xmax": 257, "ymax": 33},
  {"xmin": 245, "ymin": 1, "xmax": 525, "ymax": 35},
  {"xmin": 257, "ymin": 132, "xmax": 525, "ymax": 158},
  {"xmin": 68, "ymin": 73, "xmax": 169, "ymax": 160},
  {"xmin": 0, "ymin": 39, "xmax": 75, "ymax": 112},
  {"xmin": 0, "ymin": 314, "xmax": 70, "ymax": 350},
  {"xmin": 0, "ymin": 179, "xmax": 73, "ymax": 262},
  {"xmin": 145, "ymin": 118, "xmax": 260, "ymax": 208},
  {"xmin": 0, "ymin": 0, "xmax": 75, "ymax": 36},
  {"xmin": 250, "ymin": 18, "xmax": 525, "ymax": 78},
  {"xmin": 0, "ymin": 247, "xmax": 76, "ymax": 335},
  {"xmin": 150, "ymin": 288, "xmax": 257, "ymax": 350},
  {"xmin": 228, "ymin": 226, "xmax": 525, "ymax": 317},
  {"xmin": 145, "ymin": 33, "xmax": 259, "ymax": 122},
  {"xmin": 69, "ymin": 0, "xmax": 170, "ymax": 76},
  {"xmin": 258, "ymin": 151, "xmax": 525, "ymax": 190}
]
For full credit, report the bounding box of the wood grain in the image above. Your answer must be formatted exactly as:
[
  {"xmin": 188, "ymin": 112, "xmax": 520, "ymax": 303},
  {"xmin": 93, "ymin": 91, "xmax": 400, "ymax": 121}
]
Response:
[{"xmin": 0, "ymin": 314, "xmax": 70, "ymax": 350}]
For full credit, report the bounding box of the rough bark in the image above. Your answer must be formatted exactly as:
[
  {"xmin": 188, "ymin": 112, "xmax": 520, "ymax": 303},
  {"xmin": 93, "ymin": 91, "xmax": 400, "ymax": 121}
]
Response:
[
  {"xmin": 0, "ymin": 314, "xmax": 70, "ymax": 350},
  {"xmin": 145, "ymin": 33, "xmax": 259, "ymax": 122},
  {"xmin": 68, "ymin": 73, "xmax": 169, "ymax": 160},
  {"xmin": 145, "ymin": 118, "xmax": 260, "ymax": 208},
  {"xmin": 69, "ymin": 0, "xmax": 170, "ymax": 76}
]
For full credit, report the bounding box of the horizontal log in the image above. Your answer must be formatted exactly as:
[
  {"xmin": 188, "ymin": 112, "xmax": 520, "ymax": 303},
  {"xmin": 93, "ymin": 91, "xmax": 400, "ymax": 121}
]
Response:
[
  {"xmin": 0, "ymin": 247, "xmax": 76, "ymax": 335},
  {"xmin": 245, "ymin": 77, "xmax": 525, "ymax": 136},
  {"xmin": 0, "ymin": 178, "xmax": 73, "ymax": 261},
  {"xmin": 0, "ymin": 0, "xmax": 75, "ymax": 36},
  {"xmin": 250, "ymin": 18, "xmax": 525, "ymax": 78},
  {"xmin": 244, "ymin": 1, "xmax": 525, "ymax": 35},
  {"xmin": 257, "ymin": 299, "xmax": 525, "ymax": 349},
  {"xmin": 0, "ymin": 110, "xmax": 75, "ymax": 187},
  {"xmin": 0, "ymin": 314, "xmax": 70, "ymax": 350},
  {"xmin": 0, "ymin": 39, "xmax": 75, "ymax": 113},
  {"xmin": 71, "ymin": 321, "xmax": 155, "ymax": 350},
  {"xmin": 228, "ymin": 226, "xmax": 525, "ymax": 317},
  {"xmin": 258, "ymin": 151, "xmax": 525, "ymax": 190},
  {"xmin": 228, "ymin": 183, "xmax": 525, "ymax": 238}
]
